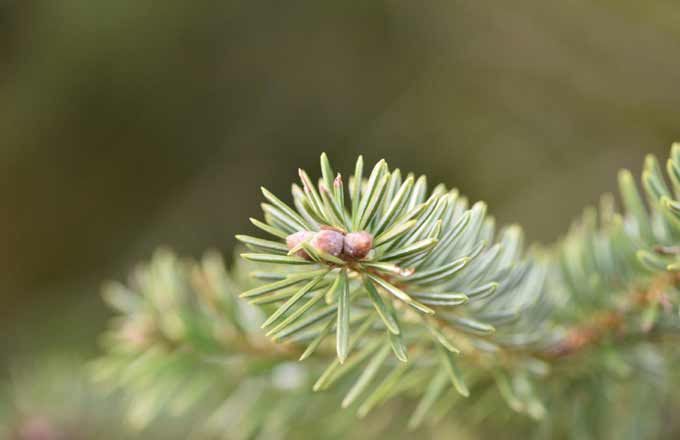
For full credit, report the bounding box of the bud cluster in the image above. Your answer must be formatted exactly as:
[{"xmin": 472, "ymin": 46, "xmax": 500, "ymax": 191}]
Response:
[{"xmin": 286, "ymin": 228, "xmax": 373, "ymax": 261}]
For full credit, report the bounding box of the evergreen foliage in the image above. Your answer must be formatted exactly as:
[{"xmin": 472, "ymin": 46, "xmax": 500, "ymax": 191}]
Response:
[{"xmin": 90, "ymin": 145, "xmax": 680, "ymax": 439}]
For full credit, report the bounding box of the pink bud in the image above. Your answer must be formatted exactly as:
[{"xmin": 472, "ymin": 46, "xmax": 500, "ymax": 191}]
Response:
[
  {"xmin": 286, "ymin": 230, "xmax": 315, "ymax": 259},
  {"xmin": 311, "ymin": 230, "xmax": 345, "ymax": 257},
  {"xmin": 343, "ymin": 231, "xmax": 373, "ymax": 259}
]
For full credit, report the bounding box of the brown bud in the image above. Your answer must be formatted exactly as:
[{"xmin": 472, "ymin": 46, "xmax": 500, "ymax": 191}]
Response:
[
  {"xmin": 286, "ymin": 230, "xmax": 315, "ymax": 259},
  {"xmin": 311, "ymin": 230, "xmax": 345, "ymax": 257},
  {"xmin": 343, "ymin": 231, "xmax": 373, "ymax": 259}
]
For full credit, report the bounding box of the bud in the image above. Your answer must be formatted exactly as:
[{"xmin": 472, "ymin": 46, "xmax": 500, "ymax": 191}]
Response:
[
  {"xmin": 286, "ymin": 230, "xmax": 315, "ymax": 259},
  {"xmin": 343, "ymin": 231, "xmax": 373, "ymax": 259},
  {"xmin": 311, "ymin": 230, "xmax": 345, "ymax": 257}
]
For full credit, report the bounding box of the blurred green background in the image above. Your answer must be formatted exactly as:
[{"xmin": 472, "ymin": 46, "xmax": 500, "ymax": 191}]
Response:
[{"xmin": 1, "ymin": 0, "xmax": 679, "ymax": 378}]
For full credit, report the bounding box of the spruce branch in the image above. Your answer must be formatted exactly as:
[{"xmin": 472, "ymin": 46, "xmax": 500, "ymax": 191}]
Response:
[
  {"xmin": 94, "ymin": 145, "xmax": 680, "ymax": 438},
  {"xmin": 236, "ymin": 153, "xmax": 556, "ymax": 417}
]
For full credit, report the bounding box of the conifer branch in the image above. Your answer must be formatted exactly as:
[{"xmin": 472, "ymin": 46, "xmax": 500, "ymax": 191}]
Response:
[{"xmin": 93, "ymin": 145, "xmax": 680, "ymax": 438}]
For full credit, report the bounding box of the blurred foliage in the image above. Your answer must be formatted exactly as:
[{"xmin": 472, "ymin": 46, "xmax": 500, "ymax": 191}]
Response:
[{"xmin": 0, "ymin": 355, "xmax": 224, "ymax": 439}]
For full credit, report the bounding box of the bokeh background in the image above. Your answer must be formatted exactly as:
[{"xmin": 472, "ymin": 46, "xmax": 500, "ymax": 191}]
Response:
[{"xmin": 1, "ymin": 0, "xmax": 679, "ymax": 412}]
